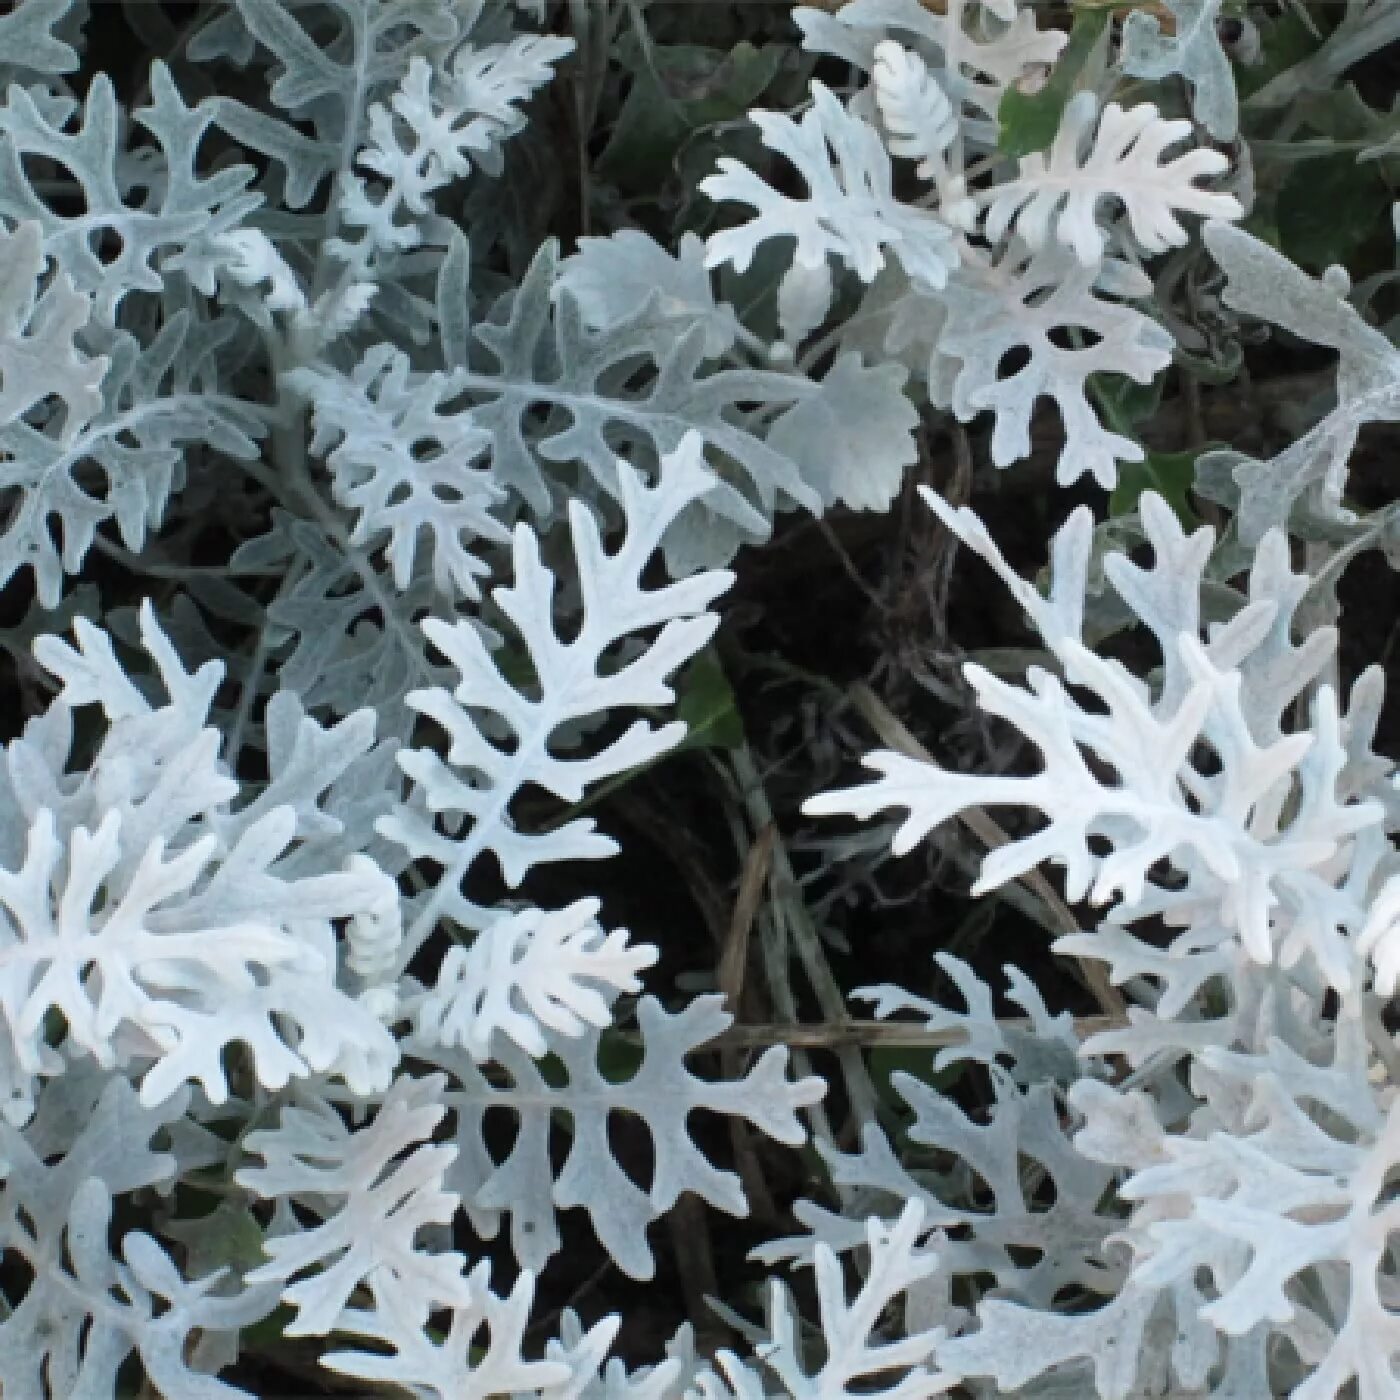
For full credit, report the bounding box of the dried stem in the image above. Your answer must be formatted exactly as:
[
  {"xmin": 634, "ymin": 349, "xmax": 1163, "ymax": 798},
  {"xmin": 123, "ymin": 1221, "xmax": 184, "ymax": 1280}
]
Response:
[
  {"xmin": 732, "ymin": 744, "xmax": 883, "ymax": 1137},
  {"xmin": 712, "ymin": 1014, "xmax": 1123, "ymax": 1052}
]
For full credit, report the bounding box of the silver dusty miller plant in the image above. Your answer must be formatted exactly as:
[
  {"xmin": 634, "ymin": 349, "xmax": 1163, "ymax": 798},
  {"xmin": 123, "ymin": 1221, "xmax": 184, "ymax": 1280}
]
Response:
[{"xmin": 0, "ymin": 0, "xmax": 1396, "ymax": 1396}]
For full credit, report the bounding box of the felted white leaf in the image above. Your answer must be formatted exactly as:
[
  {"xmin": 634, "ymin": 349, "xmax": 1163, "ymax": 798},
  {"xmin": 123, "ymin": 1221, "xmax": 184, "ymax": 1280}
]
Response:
[
  {"xmin": 0, "ymin": 604, "xmax": 400, "ymax": 1119},
  {"xmin": 286, "ymin": 345, "xmax": 508, "ymax": 599},
  {"xmin": 439, "ymin": 242, "xmax": 817, "ymax": 558},
  {"xmin": 981, "ymin": 93, "xmax": 1241, "ymax": 266},
  {"xmin": 934, "ymin": 243, "xmax": 1174, "ymax": 487},
  {"xmin": 405, "ymin": 899, "xmax": 656, "ymax": 1061},
  {"xmin": 808, "ymin": 489, "xmax": 1392, "ymax": 990},
  {"xmin": 870, "ymin": 40, "xmax": 975, "ymax": 227},
  {"xmin": 0, "ymin": 310, "xmax": 264, "ymax": 607},
  {"xmin": 334, "ymin": 36, "xmax": 573, "ymax": 262},
  {"xmin": 702, "ymin": 81, "xmax": 959, "ymax": 289},
  {"xmin": 229, "ymin": 508, "xmax": 448, "ymax": 740},
  {"xmin": 0, "ymin": 63, "xmax": 260, "ymax": 321},
  {"xmin": 379, "ymin": 434, "xmax": 731, "ymax": 971},
  {"xmin": 416, "ymin": 995, "xmax": 823, "ymax": 1279},
  {"xmin": 697, "ymin": 1203, "xmax": 952, "ymax": 1399},
  {"xmin": 0, "ymin": 1076, "xmax": 277, "ymax": 1397},
  {"xmin": 235, "ymin": 1074, "xmax": 471, "ymax": 1337},
  {"xmin": 0, "ymin": 220, "xmax": 107, "ymax": 441},
  {"xmin": 793, "ymin": 0, "xmax": 1067, "ymax": 153},
  {"xmin": 1198, "ymin": 222, "xmax": 1400, "ymax": 544},
  {"xmin": 0, "ymin": 0, "xmax": 79, "ymax": 82},
  {"xmin": 555, "ymin": 230, "xmax": 740, "ymax": 360},
  {"xmin": 1123, "ymin": 0, "xmax": 1239, "ymax": 141},
  {"xmin": 872, "ymin": 41, "xmax": 957, "ymax": 180},
  {"xmin": 776, "ymin": 259, "xmax": 836, "ymax": 349},
  {"xmin": 194, "ymin": 0, "xmax": 466, "ymax": 210},
  {"xmin": 323, "ymin": 1261, "xmax": 594, "ymax": 1398},
  {"xmin": 1082, "ymin": 1014, "xmax": 1400, "ymax": 1400},
  {"xmin": 765, "ymin": 351, "xmax": 918, "ymax": 511}
]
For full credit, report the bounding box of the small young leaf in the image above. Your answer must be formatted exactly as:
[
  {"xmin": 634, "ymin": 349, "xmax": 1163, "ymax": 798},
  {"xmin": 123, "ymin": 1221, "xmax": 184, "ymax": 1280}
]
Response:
[
  {"xmin": 675, "ymin": 648, "xmax": 744, "ymax": 753},
  {"xmin": 1110, "ymin": 445, "xmax": 1205, "ymax": 526},
  {"xmin": 165, "ymin": 1202, "xmax": 268, "ymax": 1281}
]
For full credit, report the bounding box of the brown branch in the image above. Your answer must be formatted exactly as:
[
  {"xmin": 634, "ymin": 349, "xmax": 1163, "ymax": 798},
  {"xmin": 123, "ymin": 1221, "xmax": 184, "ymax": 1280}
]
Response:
[
  {"xmin": 718, "ymin": 823, "xmax": 775, "ymax": 1014},
  {"xmin": 802, "ymin": 0, "xmax": 1177, "ymax": 31},
  {"xmin": 718, "ymin": 821, "xmax": 780, "ymax": 1221},
  {"xmin": 712, "ymin": 1013, "xmax": 1123, "ymax": 1052}
]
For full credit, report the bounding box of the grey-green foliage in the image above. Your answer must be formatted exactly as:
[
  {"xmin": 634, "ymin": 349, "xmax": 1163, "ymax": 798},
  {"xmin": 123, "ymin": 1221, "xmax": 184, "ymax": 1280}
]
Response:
[
  {"xmin": 0, "ymin": 3, "xmax": 831, "ymax": 1390},
  {"xmin": 1122, "ymin": 0, "xmax": 1238, "ymax": 141},
  {"xmin": 0, "ymin": 0, "xmax": 81, "ymax": 83},
  {"xmin": 1198, "ymin": 222, "xmax": 1400, "ymax": 548},
  {"xmin": 0, "ymin": 0, "xmax": 1396, "ymax": 1396}
]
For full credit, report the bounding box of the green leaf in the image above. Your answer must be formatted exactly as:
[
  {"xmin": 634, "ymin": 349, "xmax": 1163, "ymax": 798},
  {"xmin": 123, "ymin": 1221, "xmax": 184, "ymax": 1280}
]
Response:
[
  {"xmin": 595, "ymin": 1029, "xmax": 647, "ymax": 1085},
  {"xmin": 239, "ymin": 1305, "xmax": 299, "ymax": 1352},
  {"xmin": 1236, "ymin": 7, "xmax": 1319, "ymax": 102},
  {"xmin": 998, "ymin": 7, "xmax": 1110, "ymax": 157},
  {"xmin": 1094, "ymin": 371, "xmax": 1166, "ymax": 428},
  {"xmin": 1110, "ymin": 446, "xmax": 1206, "ymax": 526},
  {"xmin": 599, "ymin": 39, "xmax": 784, "ymax": 193},
  {"xmin": 675, "ymin": 649, "xmax": 744, "ymax": 753},
  {"xmin": 1276, "ymin": 153, "xmax": 1392, "ymax": 270},
  {"xmin": 870, "ymin": 1045, "xmax": 964, "ymax": 1108},
  {"xmin": 164, "ymin": 1201, "xmax": 267, "ymax": 1280}
]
